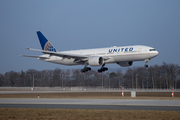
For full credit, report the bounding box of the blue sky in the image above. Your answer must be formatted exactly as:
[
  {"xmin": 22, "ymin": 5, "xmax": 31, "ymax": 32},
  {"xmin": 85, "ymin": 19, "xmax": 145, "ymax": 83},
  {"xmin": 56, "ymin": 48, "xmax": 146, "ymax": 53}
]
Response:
[{"xmin": 0, "ymin": 0, "xmax": 180, "ymax": 73}]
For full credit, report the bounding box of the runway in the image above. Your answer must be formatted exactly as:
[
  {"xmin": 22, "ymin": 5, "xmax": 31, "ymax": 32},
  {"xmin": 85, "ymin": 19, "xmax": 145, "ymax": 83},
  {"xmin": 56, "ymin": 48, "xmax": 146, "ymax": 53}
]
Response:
[
  {"xmin": 1, "ymin": 104, "xmax": 180, "ymax": 111},
  {"xmin": 0, "ymin": 98, "xmax": 180, "ymax": 111}
]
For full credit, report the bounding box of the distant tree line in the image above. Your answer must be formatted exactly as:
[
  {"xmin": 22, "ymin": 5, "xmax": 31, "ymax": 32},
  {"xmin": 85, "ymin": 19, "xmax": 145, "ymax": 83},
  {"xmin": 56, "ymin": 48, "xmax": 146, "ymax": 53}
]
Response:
[{"xmin": 0, "ymin": 62, "xmax": 180, "ymax": 89}]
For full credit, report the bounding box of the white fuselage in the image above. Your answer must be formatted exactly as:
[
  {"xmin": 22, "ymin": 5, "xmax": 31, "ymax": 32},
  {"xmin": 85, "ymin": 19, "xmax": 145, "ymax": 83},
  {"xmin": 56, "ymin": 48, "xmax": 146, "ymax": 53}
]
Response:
[{"xmin": 39, "ymin": 45, "xmax": 158, "ymax": 66}]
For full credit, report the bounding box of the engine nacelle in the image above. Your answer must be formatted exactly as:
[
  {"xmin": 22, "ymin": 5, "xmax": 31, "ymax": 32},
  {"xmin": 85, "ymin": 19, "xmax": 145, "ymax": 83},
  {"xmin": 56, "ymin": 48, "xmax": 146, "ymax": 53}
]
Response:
[
  {"xmin": 88, "ymin": 56, "xmax": 104, "ymax": 66},
  {"xmin": 117, "ymin": 61, "xmax": 133, "ymax": 67}
]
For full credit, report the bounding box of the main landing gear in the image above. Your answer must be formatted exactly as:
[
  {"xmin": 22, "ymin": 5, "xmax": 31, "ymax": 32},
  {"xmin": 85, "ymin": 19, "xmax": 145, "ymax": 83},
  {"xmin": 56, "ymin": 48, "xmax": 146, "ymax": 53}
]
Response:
[
  {"xmin": 98, "ymin": 64, "xmax": 108, "ymax": 73},
  {"xmin": 81, "ymin": 64, "xmax": 108, "ymax": 73},
  {"xmin": 144, "ymin": 59, "xmax": 150, "ymax": 68},
  {"xmin": 81, "ymin": 65, "xmax": 91, "ymax": 73}
]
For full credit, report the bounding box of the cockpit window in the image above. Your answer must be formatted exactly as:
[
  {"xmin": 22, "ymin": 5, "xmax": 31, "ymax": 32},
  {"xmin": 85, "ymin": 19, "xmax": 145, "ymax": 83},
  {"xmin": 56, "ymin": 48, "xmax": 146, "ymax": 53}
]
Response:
[{"xmin": 149, "ymin": 49, "xmax": 156, "ymax": 51}]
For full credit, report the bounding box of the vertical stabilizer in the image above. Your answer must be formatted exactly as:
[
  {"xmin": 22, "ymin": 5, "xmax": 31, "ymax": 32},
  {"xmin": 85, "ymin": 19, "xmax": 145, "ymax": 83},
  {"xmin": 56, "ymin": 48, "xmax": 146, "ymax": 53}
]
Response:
[{"xmin": 36, "ymin": 31, "xmax": 57, "ymax": 52}]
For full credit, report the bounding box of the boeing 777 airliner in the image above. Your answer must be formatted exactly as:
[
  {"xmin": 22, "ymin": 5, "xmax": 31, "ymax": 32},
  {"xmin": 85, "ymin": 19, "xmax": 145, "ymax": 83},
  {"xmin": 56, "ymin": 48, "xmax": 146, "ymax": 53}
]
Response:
[{"xmin": 21, "ymin": 31, "xmax": 159, "ymax": 72}]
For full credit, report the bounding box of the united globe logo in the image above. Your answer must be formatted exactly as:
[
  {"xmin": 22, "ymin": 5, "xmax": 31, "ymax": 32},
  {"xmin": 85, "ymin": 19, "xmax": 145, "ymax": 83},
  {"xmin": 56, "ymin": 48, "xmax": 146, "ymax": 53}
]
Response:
[{"xmin": 44, "ymin": 41, "xmax": 56, "ymax": 52}]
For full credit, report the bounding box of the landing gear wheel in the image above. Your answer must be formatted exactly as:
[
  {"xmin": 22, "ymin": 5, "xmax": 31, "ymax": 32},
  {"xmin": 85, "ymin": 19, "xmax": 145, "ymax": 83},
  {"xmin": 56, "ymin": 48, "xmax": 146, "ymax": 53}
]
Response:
[
  {"xmin": 98, "ymin": 69, "xmax": 102, "ymax": 73},
  {"xmin": 81, "ymin": 69, "xmax": 85, "ymax": 73},
  {"xmin": 81, "ymin": 66, "xmax": 91, "ymax": 73},
  {"xmin": 87, "ymin": 67, "xmax": 91, "ymax": 71},
  {"xmin": 97, "ymin": 64, "xmax": 108, "ymax": 73},
  {"xmin": 144, "ymin": 65, "xmax": 148, "ymax": 68}
]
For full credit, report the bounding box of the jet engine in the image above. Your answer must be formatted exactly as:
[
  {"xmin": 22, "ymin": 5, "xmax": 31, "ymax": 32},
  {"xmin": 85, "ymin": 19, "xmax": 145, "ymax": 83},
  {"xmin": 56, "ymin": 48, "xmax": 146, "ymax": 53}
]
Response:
[
  {"xmin": 88, "ymin": 56, "xmax": 104, "ymax": 66},
  {"xmin": 117, "ymin": 61, "xmax": 133, "ymax": 67}
]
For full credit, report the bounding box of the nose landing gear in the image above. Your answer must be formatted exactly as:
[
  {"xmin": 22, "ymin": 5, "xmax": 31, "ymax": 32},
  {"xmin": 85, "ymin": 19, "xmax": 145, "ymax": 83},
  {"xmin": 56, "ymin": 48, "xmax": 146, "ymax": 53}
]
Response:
[{"xmin": 144, "ymin": 59, "xmax": 150, "ymax": 68}]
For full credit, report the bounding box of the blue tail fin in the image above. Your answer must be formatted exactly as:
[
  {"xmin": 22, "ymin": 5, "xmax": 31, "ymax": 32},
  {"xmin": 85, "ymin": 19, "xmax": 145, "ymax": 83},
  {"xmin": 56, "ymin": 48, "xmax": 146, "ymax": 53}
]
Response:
[{"xmin": 36, "ymin": 31, "xmax": 57, "ymax": 52}]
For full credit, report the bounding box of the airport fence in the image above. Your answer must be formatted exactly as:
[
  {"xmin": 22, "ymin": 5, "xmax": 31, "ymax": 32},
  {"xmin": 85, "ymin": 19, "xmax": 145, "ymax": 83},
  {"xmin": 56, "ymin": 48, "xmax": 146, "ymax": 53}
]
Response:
[{"xmin": 0, "ymin": 87, "xmax": 180, "ymax": 92}]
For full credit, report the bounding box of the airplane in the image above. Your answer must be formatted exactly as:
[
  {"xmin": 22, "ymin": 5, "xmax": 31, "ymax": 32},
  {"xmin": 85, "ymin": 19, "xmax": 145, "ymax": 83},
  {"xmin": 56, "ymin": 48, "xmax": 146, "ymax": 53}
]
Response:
[{"xmin": 21, "ymin": 31, "xmax": 159, "ymax": 73}]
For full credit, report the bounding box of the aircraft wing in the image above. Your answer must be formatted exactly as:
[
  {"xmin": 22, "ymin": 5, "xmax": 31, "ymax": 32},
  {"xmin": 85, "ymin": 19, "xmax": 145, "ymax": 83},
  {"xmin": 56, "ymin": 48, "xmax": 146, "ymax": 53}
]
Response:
[
  {"xmin": 26, "ymin": 48, "xmax": 89, "ymax": 59},
  {"xmin": 25, "ymin": 48, "xmax": 110, "ymax": 62}
]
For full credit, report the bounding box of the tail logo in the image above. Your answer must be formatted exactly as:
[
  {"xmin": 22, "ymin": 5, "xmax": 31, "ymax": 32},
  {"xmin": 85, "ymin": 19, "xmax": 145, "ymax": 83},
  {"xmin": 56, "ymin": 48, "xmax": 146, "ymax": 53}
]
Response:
[{"xmin": 44, "ymin": 41, "xmax": 56, "ymax": 52}]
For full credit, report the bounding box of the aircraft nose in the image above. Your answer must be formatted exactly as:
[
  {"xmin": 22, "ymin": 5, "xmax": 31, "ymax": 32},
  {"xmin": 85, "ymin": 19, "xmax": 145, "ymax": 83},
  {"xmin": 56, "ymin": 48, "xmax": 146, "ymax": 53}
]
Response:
[
  {"xmin": 152, "ymin": 51, "xmax": 159, "ymax": 58},
  {"xmin": 150, "ymin": 49, "xmax": 159, "ymax": 58},
  {"xmin": 156, "ymin": 51, "xmax": 159, "ymax": 56}
]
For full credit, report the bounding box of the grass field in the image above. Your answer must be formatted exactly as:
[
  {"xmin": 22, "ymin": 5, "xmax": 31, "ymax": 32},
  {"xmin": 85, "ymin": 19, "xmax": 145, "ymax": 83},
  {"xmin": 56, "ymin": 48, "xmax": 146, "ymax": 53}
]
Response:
[
  {"xmin": 0, "ymin": 108, "xmax": 180, "ymax": 120},
  {"xmin": 0, "ymin": 92, "xmax": 180, "ymax": 99}
]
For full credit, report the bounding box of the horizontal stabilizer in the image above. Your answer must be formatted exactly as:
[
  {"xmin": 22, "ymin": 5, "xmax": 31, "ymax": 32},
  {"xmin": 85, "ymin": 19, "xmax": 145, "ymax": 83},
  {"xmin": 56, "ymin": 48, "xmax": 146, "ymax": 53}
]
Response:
[
  {"xmin": 25, "ymin": 48, "xmax": 42, "ymax": 52},
  {"xmin": 21, "ymin": 55, "xmax": 49, "ymax": 59}
]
